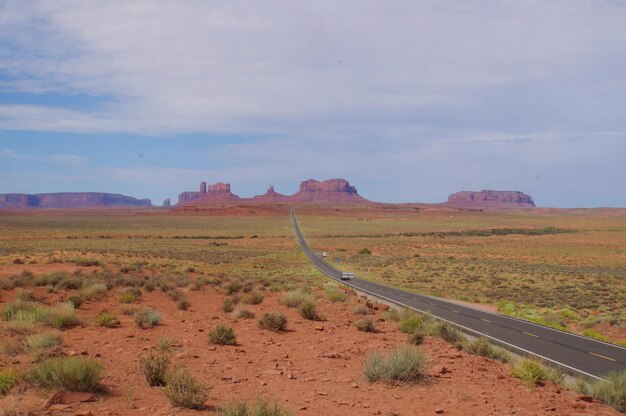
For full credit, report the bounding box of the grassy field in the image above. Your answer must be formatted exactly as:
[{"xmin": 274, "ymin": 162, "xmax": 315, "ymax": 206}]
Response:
[{"xmin": 1, "ymin": 206, "xmax": 624, "ymax": 343}]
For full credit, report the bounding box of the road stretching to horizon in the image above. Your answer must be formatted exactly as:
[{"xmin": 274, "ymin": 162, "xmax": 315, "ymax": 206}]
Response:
[{"xmin": 291, "ymin": 208, "xmax": 626, "ymax": 380}]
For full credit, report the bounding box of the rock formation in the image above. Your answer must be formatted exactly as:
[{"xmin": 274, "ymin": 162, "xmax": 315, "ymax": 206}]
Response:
[
  {"xmin": 253, "ymin": 185, "xmax": 288, "ymax": 201},
  {"xmin": 177, "ymin": 179, "xmax": 368, "ymax": 206},
  {"xmin": 163, "ymin": 199, "xmax": 171, "ymax": 208},
  {"xmin": 0, "ymin": 193, "xmax": 151, "ymax": 209},
  {"xmin": 290, "ymin": 179, "xmax": 367, "ymax": 203},
  {"xmin": 446, "ymin": 190, "xmax": 535, "ymax": 208}
]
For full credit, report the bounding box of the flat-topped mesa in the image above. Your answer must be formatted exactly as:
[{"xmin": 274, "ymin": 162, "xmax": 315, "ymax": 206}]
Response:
[
  {"xmin": 253, "ymin": 185, "xmax": 288, "ymax": 201},
  {"xmin": 178, "ymin": 182, "xmax": 239, "ymax": 205},
  {"xmin": 291, "ymin": 178, "xmax": 368, "ymax": 203},
  {"xmin": 163, "ymin": 199, "xmax": 171, "ymax": 208},
  {"xmin": 0, "ymin": 193, "xmax": 151, "ymax": 209},
  {"xmin": 446, "ymin": 190, "xmax": 535, "ymax": 208}
]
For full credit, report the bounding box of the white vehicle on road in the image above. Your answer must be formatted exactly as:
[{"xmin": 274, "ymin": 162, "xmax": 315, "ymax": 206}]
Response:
[{"xmin": 340, "ymin": 272, "xmax": 355, "ymax": 280}]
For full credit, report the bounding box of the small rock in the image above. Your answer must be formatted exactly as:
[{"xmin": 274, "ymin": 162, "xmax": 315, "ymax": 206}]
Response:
[
  {"xmin": 299, "ymin": 406, "xmax": 308, "ymax": 410},
  {"xmin": 435, "ymin": 409, "xmax": 445, "ymax": 415},
  {"xmin": 315, "ymin": 325, "xmax": 324, "ymax": 331},
  {"xmin": 577, "ymin": 395, "xmax": 593, "ymax": 402},
  {"xmin": 351, "ymin": 382, "xmax": 359, "ymax": 388}
]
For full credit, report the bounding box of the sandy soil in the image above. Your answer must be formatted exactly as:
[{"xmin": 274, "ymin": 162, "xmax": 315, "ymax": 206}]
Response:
[{"xmin": 0, "ymin": 273, "xmax": 619, "ymax": 416}]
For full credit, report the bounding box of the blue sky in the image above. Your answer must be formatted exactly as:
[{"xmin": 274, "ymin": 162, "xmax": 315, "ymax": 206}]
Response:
[{"xmin": 1, "ymin": 1, "xmax": 625, "ymax": 207}]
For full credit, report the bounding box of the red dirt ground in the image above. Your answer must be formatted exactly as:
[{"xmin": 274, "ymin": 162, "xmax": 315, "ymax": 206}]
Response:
[{"xmin": 0, "ymin": 270, "xmax": 620, "ymax": 416}]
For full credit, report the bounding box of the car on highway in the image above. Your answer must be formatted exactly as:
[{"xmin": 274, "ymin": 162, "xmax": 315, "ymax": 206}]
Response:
[{"xmin": 341, "ymin": 272, "xmax": 355, "ymax": 280}]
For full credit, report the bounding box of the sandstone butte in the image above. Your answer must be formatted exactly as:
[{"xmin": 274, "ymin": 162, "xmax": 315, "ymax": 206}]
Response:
[
  {"xmin": 177, "ymin": 178, "xmax": 369, "ymax": 206},
  {"xmin": 445, "ymin": 190, "xmax": 535, "ymax": 208},
  {"xmin": 0, "ymin": 192, "xmax": 151, "ymax": 209}
]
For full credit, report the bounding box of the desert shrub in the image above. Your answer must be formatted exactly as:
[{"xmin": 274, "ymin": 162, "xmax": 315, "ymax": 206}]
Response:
[
  {"xmin": 354, "ymin": 305, "xmax": 370, "ymax": 315},
  {"xmin": 406, "ymin": 330, "xmax": 426, "ymax": 345},
  {"xmin": 67, "ymin": 294, "xmax": 86, "ymax": 308},
  {"xmin": 258, "ymin": 313, "xmax": 288, "ymax": 332},
  {"xmin": 299, "ymin": 300, "xmax": 321, "ymax": 321},
  {"xmin": 430, "ymin": 322, "xmax": 466, "ymax": 346},
  {"xmin": 224, "ymin": 281, "xmax": 242, "ymax": 295},
  {"xmin": 358, "ymin": 248, "xmax": 372, "ymax": 255},
  {"xmin": 466, "ymin": 337, "xmax": 511, "ymax": 362},
  {"xmin": 10, "ymin": 270, "xmax": 34, "ymax": 288},
  {"xmin": 355, "ymin": 317, "xmax": 376, "ymax": 332},
  {"xmin": 398, "ymin": 314, "xmax": 430, "ymax": 334},
  {"xmin": 208, "ymin": 325, "xmax": 237, "ymax": 345},
  {"xmin": 280, "ymin": 289, "xmax": 312, "ymax": 308},
  {"xmin": 31, "ymin": 357, "xmax": 102, "ymax": 391},
  {"xmin": 234, "ymin": 309, "xmax": 255, "ymax": 319},
  {"xmin": 134, "ymin": 308, "xmax": 162, "ymax": 328},
  {"xmin": 363, "ymin": 347, "xmax": 428, "ymax": 385},
  {"xmin": 12, "ymin": 258, "xmax": 25, "ymax": 265},
  {"xmin": 383, "ymin": 308, "xmax": 401, "ymax": 322},
  {"xmin": 34, "ymin": 272, "xmax": 66, "ymax": 287},
  {"xmin": 242, "ymin": 291, "xmax": 264, "ymax": 305},
  {"xmin": 582, "ymin": 370, "xmax": 626, "ymax": 412},
  {"xmin": 140, "ymin": 348, "xmax": 171, "ymax": 386},
  {"xmin": 511, "ymin": 359, "xmax": 562, "ymax": 388},
  {"xmin": 56, "ymin": 277, "xmax": 83, "ymax": 290},
  {"xmin": 118, "ymin": 287, "xmax": 141, "ymax": 303},
  {"xmin": 177, "ymin": 299, "xmax": 191, "ymax": 311},
  {"xmin": 164, "ymin": 365, "xmax": 210, "ymax": 409},
  {"xmin": 46, "ymin": 303, "xmax": 81, "ymax": 329},
  {"xmin": 26, "ymin": 332, "xmax": 63, "ymax": 352},
  {"xmin": 222, "ymin": 299, "xmax": 235, "ymax": 313},
  {"xmin": 167, "ymin": 289, "xmax": 185, "ymax": 302},
  {"xmin": 74, "ymin": 258, "xmax": 103, "ymax": 267},
  {"xmin": 95, "ymin": 312, "xmax": 120, "ymax": 328},
  {"xmin": 16, "ymin": 289, "xmax": 38, "ymax": 302},
  {"xmin": 218, "ymin": 398, "xmax": 293, "ymax": 416},
  {"xmin": 81, "ymin": 283, "xmax": 108, "ymax": 301},
  {"xmin": 121, "ymin": 306, "xmax": 137, "ymax": 316},
  {"xmin": 324, "ymin": 284, "xmax": 347, "ymax": 303},
  {"xmin": 0, "ymin": 367, "xmax": 18, "ymax": 395}
]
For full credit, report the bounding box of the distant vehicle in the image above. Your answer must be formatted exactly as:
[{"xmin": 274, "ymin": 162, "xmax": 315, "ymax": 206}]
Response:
[
  {"xmin": 341, "ymin": 272, "xmax": 354, "ymax": 280},
  {"xmin": 321, "ymin": 251, "xmax": 328, "ymax": 258}
]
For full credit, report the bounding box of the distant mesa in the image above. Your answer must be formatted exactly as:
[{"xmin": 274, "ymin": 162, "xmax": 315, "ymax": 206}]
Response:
[
  {"xmin": 162, "ymin": 198, "xmax": 171, "ymax": 208},
  {"xmin": 0, "ymin": 193, "xmax": 151, "ymax": 209},
  {"xmin": 177, "ymin": 178, "xmax": 368, "ymax": 206},
  {"xmin": 446, "ymin": 190, "xmax": 535, "ymax": 208}
]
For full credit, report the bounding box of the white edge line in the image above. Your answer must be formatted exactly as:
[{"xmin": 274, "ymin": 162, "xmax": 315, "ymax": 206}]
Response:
[{"xmin": 292, "ymin": 211, "xmax": 608, "ymax": 382}]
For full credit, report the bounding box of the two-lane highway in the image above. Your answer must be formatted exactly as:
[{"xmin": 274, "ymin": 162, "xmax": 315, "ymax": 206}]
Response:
[{"xmin": 291, "ymin": 208, "xmax": 626, "ymax": 380}]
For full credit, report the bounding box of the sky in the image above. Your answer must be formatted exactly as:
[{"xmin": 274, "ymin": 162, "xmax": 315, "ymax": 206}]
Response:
[{"xmin": 1, "ymin": 1, "xmax": 625, "ymax": 207}]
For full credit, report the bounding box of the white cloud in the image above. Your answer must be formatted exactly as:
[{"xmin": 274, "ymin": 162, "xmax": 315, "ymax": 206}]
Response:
[{"xmin": 0, "ymin": 148, "xmax": 87, "ymax": 165}]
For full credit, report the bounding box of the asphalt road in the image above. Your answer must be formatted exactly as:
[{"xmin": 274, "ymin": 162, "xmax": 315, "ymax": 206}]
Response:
[{"xmin": 291, "ymin": 208, "xmax": 626, "ymax": 380}]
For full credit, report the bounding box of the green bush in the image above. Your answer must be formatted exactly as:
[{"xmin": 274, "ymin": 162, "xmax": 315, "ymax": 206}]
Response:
[
  {"xmin": 466, "ymin": 337, "xmax": 511, "ymax": 362},
  {"xmin": 208, "ymin": 325, "xmax": 237, "ymax": 345},
  {"xmin": 95, "ymin": 312, "xmax": 120, "ymax": 328},
  {"xmin": 363, "ymin": 347, "xmax": 428, "ymax": 385},
  {"xmin": 0, "ymin": 367, "xmax": 18, "ymax": 395},
  {"xmin": 431, "ymin": 322, "xmax": 466, "ymax": 346},
  {"xmin": 511, "ymin": 359, "xmax": 562, "ymax": 388},
  {"xmin": 177, "ymin": 299, "xmax": 191, "ymax": 310},
  {"xmin": 299, "ymin": 300, "xmax": 321, "ymax": 321},
  {"xmin": 164, "ymin": 365, "xmax": 210, "ymax": 409},
  {"xmin": 242, "ymin": 291, "xmax": 264, "ymax": 305},
  {"xmin": 134, "ymin": 308, "xmax": 162, "ymax": 328},
  {"xmin": 398, "ymin": 314, "xmax": 430, "ymax": 334},
  {"xmin": 31, "ymin": 357, "xmax": 102, "ymax": 391},
  {"xmin": 358, "ymin": 248, "xmax": 372, "ymax": 255},
  {"xmin": 583, "ymin": 370, "xmax": 626, "ymax": 412},
  {"xmin": 258, "ymin": 313, "xmax": 287, "ymax": 332},
  {"xmin": 218, "ymin": 398, "xmax": 293, "ymax": 416},
  {"xmin": 383, "ymin": 308, "xmax": 401, "ymax": 322},
  {"xmin": 224, "ymin": 281, "xmax": 242, "ymax": 295},
  {"xmin": 324, "ymin": 284, "xmax": 347, "ymax": 302},
  {"xmin": 139, "ymin": 348, "xmax": 171, "ymax": 386},
  {"xmin": 26, "ymin": 331, "xmax": 63, "ymax": 352},
  {"xmin": 355, "ymin": 317, "xmax": 376, "ymax": 332}
]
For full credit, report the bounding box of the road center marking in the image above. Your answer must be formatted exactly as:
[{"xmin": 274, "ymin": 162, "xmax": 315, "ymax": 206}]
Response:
[
  {"xmin": 523, "ymin": 332, "xmax": 539, "ymax": 338},
  {"xmin": 451, "ymin": 309, "xmax": 459, "ymax": 313},
  {"xmin": 481, "ymin": 318, "xmax": 491, "ymax": 323},
  {"xmin": 588, "ymin": 352, "xmax": 616, "ymax": 362}
]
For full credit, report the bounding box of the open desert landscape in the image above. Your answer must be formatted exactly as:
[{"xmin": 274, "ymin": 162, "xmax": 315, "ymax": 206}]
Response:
[{"xmin": 1, "ymin": 203, "xmax": 624, "ymax": 415}]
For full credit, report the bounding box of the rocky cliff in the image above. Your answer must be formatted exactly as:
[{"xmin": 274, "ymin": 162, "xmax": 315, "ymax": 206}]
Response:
[
  {"xmin": 0, "ymin": 193, "xmax": 151, "ymax": 209},
  {"xmin": 446, "ymin": 190, "xmax": 535, "ymax": 208},
  {"xmin": 178, "ymin": 182, "xmax": 240, "ymax": 205},
  {"xmin": 253, "ymin": 185, "xmax": 288, "ymax": 201}
]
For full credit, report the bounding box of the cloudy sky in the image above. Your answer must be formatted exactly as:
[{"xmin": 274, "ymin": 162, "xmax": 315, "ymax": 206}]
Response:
[{"xmin": 1, "ymin": 1, "xmax": 625, "ymax": 207}]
